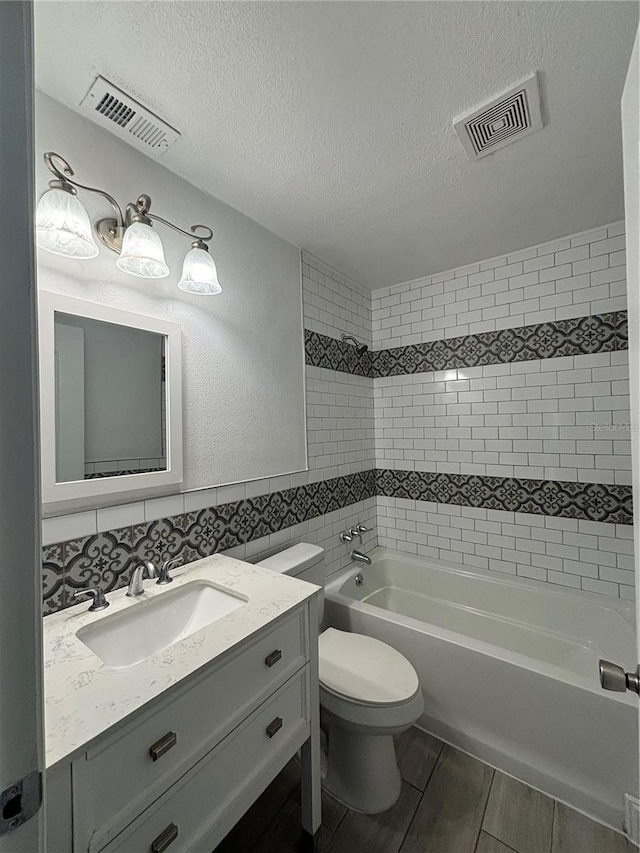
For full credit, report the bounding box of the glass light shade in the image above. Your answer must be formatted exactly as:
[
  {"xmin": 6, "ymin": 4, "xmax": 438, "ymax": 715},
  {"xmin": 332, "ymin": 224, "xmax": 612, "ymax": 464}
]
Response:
[
  {"xmin": 177, "ymin": 247, "xmax": 222, "ymax": 295},
  {"xmin": 36, "ymin": 188, "xmax": 99, "ymax": 259},
  {"xmin": 116, "ymin": 222, "xmax": 169, "ymax": 279}
]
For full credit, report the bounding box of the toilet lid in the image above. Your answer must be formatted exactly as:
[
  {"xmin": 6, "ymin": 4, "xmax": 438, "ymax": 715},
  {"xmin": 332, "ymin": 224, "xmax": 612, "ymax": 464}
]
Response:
[{"xmin": 318, "ymin": 628, "xmax": 419, "ymax": 704}]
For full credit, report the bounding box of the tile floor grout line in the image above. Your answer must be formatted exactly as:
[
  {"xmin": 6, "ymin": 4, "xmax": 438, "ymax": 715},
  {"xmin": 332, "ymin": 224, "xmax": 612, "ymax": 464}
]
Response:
[
  {"xmin": 479, "ymin": 829, "xmax": 521, "ymax": 853},
  {"xmin": 550, "ymin": 799, "xmax": 557, "ymax": 853},
  {"xmin": 396, "ymin": 741, "xmax": 451, "ymax": 853},
  {"xmin": 329, "ymin": 801, "xmax": 348, "ymax": 840},
  {"xmin": 397, "ymin": 782, "xmax": 429, "ymax": 853},
  {"xmin": 473, "ymin": 767, "xmax": 496, "ymax": 853},
  {"xmin": 420, "ymin": 740, "xmax": 445, "ymax": 792}
]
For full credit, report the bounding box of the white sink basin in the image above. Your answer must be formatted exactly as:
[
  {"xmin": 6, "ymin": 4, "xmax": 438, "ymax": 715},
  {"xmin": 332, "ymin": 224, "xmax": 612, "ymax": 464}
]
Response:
[{"xmin": 76, "ymin": 580, "xmax": 246, "ymax": 668}]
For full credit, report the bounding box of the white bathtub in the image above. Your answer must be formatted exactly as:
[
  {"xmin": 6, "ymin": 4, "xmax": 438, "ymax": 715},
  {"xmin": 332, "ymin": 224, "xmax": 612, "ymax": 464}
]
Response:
[{"xmin": 323, "ymin": 547, "xmax": 638, "ymax": 830}]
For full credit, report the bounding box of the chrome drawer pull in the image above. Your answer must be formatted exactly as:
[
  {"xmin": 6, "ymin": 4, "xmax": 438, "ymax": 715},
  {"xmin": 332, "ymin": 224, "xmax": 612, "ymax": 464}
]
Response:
[
  {"xmin": 149, "ymin": 731, "xmax": 177, "ymax": 762},
  {"xmin": 151, "ymin": 823, "xmax": 178, "ymax": 853},
  {"xmin": 266, "ymin": 716, "xmax": 283, "ymax": 738},
  {"xmin": 265, "ymin": 649, "xmax": 282, "ymax": 667}
]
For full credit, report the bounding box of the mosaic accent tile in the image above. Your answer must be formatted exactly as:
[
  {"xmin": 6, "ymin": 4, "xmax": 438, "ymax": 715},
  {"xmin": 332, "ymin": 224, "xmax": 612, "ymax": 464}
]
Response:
[
  {"xmin": 133, "ymin": 515, "xmax": 186, "ymax": 567},
  {"xmin": 304, "ymin": 312, "xmax": 628, "ymax": 378},
  {"xmin": 376, "ymin": 469, "xmax": 633, "ymax": 525},
  {"xmin": 372, "ymin": 312, "xmax": 627, "ymax": 377},
  {"xmin": 42, "ymin": 463, "xmax": 633, "ymax": 615},
  {"xmin": 305, "ymin": 330, "xmax": 373, "ymax": 377},
  {"xmin": 42, "ymin": 471, "xmax": 377, "ymax": 615},
  {"xmin": 86, "ymin": 466, "xmax": 164, "ymax": 479},
  {"xmin": 183, "ymin": 507, "xmax": 227, "ymax": 560},
  {"xmin": 616, "ymin": 310, "xmax": 629, "ymax": 347},
  {"xmin": 41, "ymin": 468, "xmax": 632, "ymax": 615},
  {"xmin": 64, "ymin": 526, "xmax": 134, "ymax": 600},
  {"xmin": 42, "ymin": 543, "xmax": 65, "ymax": 616}
]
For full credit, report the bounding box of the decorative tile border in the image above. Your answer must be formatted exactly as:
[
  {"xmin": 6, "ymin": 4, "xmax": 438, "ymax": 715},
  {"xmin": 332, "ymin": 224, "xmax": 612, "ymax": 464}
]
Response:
[
  {"xmin": 304, "ymin": 330, "xmax": 373, "ymax": 377},
  {"xmin": 86, "ymin": 466, "xmax": 165, "ymax": 479},
  {"xmin": 376, "ymin": 468, "xmax": 633, "ymax": 525},
  {"xmin": 42, "ymin": 463, "xmax": 633, "ymax": 615},
  {"xmin": 374, "ymin": 311, "xmax": 628, "ymax": 376},
  {"xmin": 43, "ymin": 470, "xmax": 376, "ymax": 614},
  {"xmin": 305, "ymin": 312, "xmax": 628, "ymax": 378}
]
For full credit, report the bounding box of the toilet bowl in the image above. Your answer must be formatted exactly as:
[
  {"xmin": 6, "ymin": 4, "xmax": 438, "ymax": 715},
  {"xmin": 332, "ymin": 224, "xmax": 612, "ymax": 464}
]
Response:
[
  {"xmin": 258, "ymin": 543, "xmax": 424, "ymax": 814},
  {"xmin": 318, "ymin": 627, "xmax": 424, "ymax": 812}
]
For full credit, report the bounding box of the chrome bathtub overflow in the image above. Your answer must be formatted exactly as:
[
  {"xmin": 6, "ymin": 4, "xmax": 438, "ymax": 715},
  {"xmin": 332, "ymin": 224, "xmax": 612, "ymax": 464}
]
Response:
[{"xmin": 599, "ymin": 659, "xmax": 640, "ymax": 695}]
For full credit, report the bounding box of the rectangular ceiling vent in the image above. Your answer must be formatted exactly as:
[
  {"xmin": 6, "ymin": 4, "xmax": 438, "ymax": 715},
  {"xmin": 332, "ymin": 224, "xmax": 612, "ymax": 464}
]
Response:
[
  {"xmin": 79, "ymin": 76, "xmax": 180, "ymax": 157},
  {"xmin": 453, "ymin": 74, "xmax": 543, "ymax": 161}
]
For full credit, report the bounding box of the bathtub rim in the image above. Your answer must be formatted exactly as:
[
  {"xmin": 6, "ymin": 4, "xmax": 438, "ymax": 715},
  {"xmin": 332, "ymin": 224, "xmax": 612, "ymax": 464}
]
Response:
[{"xmin": 324, "ymin": 546, "xmax": 636, "ymax": 706}]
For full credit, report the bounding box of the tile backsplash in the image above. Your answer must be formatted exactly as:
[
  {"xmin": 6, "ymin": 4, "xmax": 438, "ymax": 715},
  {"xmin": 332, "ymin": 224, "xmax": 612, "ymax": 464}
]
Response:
[
  {"xmin": 42, "ymin": 224, "xmax": 635, "ymax": 612},
  {"xmin": 42, "ymin": 472, "xmax": 377, "ymax": 615}
]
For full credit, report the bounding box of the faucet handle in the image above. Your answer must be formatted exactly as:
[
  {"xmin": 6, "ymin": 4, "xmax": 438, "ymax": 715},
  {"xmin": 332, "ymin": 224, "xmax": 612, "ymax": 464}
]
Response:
[
  {"xmin": 355, "ymin": 524, "xmax": 371, "ymax": 533},
  {"xmin": 73, "ymin": 586, "xmax": 109, "ymax": 612},
  {"xmin": 339, "ymin": 531, "xmax": 353, "ymax": 543},
  {"xmin": 157, "ymin": 556, "xmax": 182, "ymax": 586}
]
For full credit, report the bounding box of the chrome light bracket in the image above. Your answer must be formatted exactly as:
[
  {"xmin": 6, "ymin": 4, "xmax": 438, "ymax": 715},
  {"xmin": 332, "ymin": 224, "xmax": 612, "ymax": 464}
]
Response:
[
  {"xmin": 95, "ymin": 217, "xmax": 125, "ymax": 254},
  {"xmin": 95, "ymin": 194, "xmax": 154, "ymax": 254}
]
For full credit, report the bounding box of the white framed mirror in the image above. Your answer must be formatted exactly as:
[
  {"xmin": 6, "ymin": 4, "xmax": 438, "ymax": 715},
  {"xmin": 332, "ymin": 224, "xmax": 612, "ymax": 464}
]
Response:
[{"xmin": 38, "ymin": 291, "xmax": 183, "ymax": 507}]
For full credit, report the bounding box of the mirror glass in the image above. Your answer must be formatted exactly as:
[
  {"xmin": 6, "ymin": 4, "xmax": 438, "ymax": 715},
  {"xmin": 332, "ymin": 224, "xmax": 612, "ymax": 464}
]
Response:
[{"xmin": 54, "ymin": 312, "xmax": 166, "ymax": 483}]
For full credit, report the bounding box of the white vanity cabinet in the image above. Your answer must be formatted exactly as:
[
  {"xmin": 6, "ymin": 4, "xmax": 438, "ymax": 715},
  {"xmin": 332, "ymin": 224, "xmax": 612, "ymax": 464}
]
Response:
[{"xmin": 46, "ymin": 598, "xmax": 320, "ymax": 853}]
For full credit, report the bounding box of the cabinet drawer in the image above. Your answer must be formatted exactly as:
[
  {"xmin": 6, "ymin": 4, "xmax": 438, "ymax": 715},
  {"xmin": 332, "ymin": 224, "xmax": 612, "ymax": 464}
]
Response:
[
  {"xmin": 75, "ymin": 607, "xmax": 307, "ymax": 848},
  {"xmin": 98, "ymin": 668, "xmax": 310, "ymax": 853}
]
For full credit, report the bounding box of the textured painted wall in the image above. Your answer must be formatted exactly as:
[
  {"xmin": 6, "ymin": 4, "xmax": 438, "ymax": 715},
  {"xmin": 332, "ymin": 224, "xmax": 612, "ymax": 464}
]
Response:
[{"xmin": 36, "ymin": 92, "xmax": 306, "ymax": 499}]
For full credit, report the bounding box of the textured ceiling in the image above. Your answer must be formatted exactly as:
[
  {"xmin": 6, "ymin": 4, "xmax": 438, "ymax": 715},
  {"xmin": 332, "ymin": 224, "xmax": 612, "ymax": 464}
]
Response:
[{"xmin": 34, "ymin": 1, "xmax": 639, "ymax": 289}]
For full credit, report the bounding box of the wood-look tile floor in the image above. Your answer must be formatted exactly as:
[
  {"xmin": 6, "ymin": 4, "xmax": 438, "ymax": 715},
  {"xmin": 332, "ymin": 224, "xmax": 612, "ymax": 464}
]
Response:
[{"xmin": 215, "ymin": 728, "xmax": 635, "ymax": 853}]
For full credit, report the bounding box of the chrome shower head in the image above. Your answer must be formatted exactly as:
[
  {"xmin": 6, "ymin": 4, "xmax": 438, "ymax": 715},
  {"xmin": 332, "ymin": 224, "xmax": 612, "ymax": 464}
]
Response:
[{"xmin": 341, "ymin": 334, "xmax": 369, "ymax": 355}]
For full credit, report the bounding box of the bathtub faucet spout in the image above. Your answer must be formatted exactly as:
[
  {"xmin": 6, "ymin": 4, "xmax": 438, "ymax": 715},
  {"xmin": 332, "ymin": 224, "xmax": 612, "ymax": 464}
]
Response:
[{"xmin": 350, "ymin": 548, "xmax": 372, "ymax": 566}]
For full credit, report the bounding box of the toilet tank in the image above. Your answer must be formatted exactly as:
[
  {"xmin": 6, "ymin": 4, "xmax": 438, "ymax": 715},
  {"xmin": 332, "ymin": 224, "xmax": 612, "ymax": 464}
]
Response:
[{"xmin": 257, "ymin": 543, "xmax": 325, "ymax": 623}]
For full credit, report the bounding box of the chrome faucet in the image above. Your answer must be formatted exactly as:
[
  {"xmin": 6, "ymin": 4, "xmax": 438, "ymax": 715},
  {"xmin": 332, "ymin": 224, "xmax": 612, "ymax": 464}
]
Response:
[
  {"xmin": 74, "ymin": 586, "xmax": 109, "ymax": 611},
  {"xmin": 127, "ymin": 561, "xmax": 157, "ymax": 597},
  {"xmin": 350, "ymin": 549, "xmax": 372, "ymax": 566},
  {"xmin": 349, "ymin": 523, "xmax": 370, "ymax": 541},
  {"xmin": 340, "ymin": 523, "xmax": 370, "ymax": 544},
  {"xmin": 156, "ymin": 557, "xmax": 182, "ymax": 586}
]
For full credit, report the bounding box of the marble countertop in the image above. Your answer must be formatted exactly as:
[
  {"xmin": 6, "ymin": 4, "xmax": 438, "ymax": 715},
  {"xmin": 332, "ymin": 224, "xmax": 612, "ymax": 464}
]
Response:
[{"xmin": 44, "ymin": 555, "xmax": 318, "ymax": 769}]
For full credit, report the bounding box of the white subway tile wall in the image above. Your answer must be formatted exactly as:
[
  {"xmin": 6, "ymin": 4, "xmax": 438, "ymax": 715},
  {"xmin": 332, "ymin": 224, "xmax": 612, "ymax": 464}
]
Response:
[
  {"xmin": 302, "ymin": 250, "xmax": 372, "ymax": 346},
  {"xmin": 377, "ymin": 497, "xmax": 634, "ymax": 600},
  {"xmin": 306, "ymin": 366, "xmax": 375, "ymax": 476},
  {"xmin": 372, "ymin": 223, "xmax": 627, "ymax": 348},
  {"xmin": 371, "ymin": 222, "xmax": 632, "ymax": 598},
  {"xmin": 374, "ymin": 352, "xmax": 631, "ymax": 485}
]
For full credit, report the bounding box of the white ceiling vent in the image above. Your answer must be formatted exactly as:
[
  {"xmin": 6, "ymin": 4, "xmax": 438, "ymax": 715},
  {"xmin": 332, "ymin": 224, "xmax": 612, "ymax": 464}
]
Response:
[
  {"xmin": 453, "ymin": 74, "xmax": 543, "ymax": 161},
  {"xmin": 79, "ymin": 76, "xmax": 180, "ymax": 157}
]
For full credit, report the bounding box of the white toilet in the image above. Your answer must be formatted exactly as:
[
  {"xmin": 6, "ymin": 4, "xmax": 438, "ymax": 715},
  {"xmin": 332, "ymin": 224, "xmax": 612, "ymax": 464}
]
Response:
[{"xmin": 258, "ymin": 543, "xmax": 424, "ymax": 814}]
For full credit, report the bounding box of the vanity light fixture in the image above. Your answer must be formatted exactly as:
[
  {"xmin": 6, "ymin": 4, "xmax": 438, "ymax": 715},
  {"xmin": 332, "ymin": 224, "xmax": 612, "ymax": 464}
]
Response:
[{"xmin": 36, "ymin": 152, "xmax": 222, "ymax": 294}]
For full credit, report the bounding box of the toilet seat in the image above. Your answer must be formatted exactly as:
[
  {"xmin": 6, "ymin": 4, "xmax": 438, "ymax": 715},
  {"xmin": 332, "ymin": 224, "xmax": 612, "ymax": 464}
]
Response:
[{"xmin": 318, "ymin": 627, "xmax": 419, "ymax": 704}]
